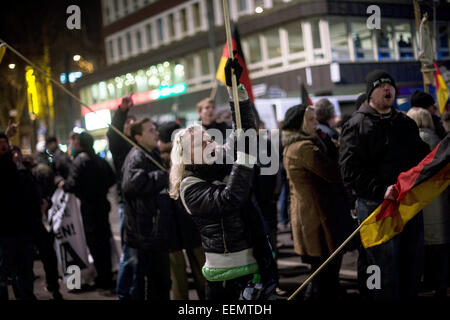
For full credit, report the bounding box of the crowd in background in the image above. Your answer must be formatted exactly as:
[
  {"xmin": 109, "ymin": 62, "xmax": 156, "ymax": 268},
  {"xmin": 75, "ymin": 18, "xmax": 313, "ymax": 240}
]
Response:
[{"xmin": 0, "ymin": 64, "xmax": 449, "ymax": 300}]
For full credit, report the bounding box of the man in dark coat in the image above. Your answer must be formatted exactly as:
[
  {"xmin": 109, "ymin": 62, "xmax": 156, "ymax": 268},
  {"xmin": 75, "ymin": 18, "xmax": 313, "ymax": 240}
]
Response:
[
  {"xmin": 62, "ymin": 132, "xmax": 116, "ymax": 291},
  {"xmin": 339, "ymin": 70, "xmax": 430, "ymax": 299},
  {"xmin": 121, "ymin": 118, "xmax": 171, "ymax": 300},
  {"xmin": 106, "ymin": 96, "xmax": 137, "ymax": 300},
  {"xmin": 0, "ymin": 133, "xmax": 39, "ymax": 300}
]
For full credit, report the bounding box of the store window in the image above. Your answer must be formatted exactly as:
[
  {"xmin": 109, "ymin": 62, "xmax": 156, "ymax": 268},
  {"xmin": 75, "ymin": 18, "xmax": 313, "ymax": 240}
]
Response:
[
  {"xmin": 437, "ymin": 24, "xmax": 450, "ymax": 59},
  {"xmin": 245, "ymin": 34, "xmax": 262, "ymax": 63},
  {"xmin": 265, "ymin": 28, "xmax": 281, "ymax": 59},
  {"xmin": 329, "ymin": 21, "xmax": 350, "ymax": 61},
  {"xmin": 285, "ymin": 21, "xmax": 304, "ymax": 54},
  {"xmin": 351, "ymin": 21, "xmax": 373, "ymax": 60},
  {"xmin": 376, "ymin": 25, "xmax": 394, "ymax": 59},
  {"xmin": 395, "ymin": 23, "xmax": 414, "ymax": 58},
  {"xmin": 238, "ymin": 0, "xmax": 248, "ymax": 13}
]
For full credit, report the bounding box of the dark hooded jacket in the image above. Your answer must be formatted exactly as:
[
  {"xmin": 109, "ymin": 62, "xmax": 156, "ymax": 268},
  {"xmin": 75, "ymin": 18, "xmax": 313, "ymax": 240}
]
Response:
[{"xmin": 339, "ymin": 101, "xmax": 430, "ymax": 202}]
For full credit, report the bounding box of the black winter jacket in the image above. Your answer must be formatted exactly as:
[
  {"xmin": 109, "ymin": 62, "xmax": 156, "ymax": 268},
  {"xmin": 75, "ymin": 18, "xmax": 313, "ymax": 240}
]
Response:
[
  {"xmin": 339, "ymin": 101, "xmax": 430, "ymax": 202},
  {"xmin": 121, "ymin": 147, "xmax": 170, "ymax": 250},
  {"xmin": 180, "ymin": 163, "xmax": 254, "ymax": 254}
]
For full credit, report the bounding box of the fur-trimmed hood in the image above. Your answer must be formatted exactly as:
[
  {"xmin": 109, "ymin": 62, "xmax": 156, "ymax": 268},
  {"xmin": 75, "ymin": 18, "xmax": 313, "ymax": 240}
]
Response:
[{"xmin": 281, "ymin": 130, "xmax": 315, "ymax": 148}]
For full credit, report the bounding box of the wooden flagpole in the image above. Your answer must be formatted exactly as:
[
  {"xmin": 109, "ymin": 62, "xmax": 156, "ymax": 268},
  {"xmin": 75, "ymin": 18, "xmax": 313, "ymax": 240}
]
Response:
[{"xmin": 288, "ymin": 223, "xmax": 365, "ymax": 300}]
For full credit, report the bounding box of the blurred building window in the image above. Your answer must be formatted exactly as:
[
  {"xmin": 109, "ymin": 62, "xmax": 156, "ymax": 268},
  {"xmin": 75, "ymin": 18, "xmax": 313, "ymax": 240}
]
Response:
[
  {"xmin": 168, "ymin": 13, "xmax": 175, "ymax": 39},
  {"xmin": 157, "ymin": 18, "xmax": 164, "ymax": 42},
  {"xmin": 118, "ymin": 37, "xmax": 123, "ymax": 57},
  {"xmin": 133, "ymin": 0, "xmax": 139, "ymax": 11},
  {"xmin": 136, "ymin": 30, "xmax": 142, "ymax": 51},
  {"xmin": 180, "ymin": 8, "xmax": 188, "ymax": 33},
  {"xmin": 437, "ymin": 24, "xmax": 450, "ymax": 59},
  {"xmin": 193, "ymin": 2, "xmax": 201, "ymax": 29},
  {"xmin": 245, "ymin": 34, "xmax": 262, "ymax": 63},
  {"xmin": 198, "ymin": 50, "xmax": 210, "ymax": 75},
  {"xmin": 376, "ymin": 25, "xmax": 394, "ymax": 59},
  {"xmin": 351, "ymin": 21, "xmax": 373, "ymax": 60},
  {"xmin": 146, "ymin": 23, "xmax": 153, "ymax": 46},
  {"xmin": 91, "ymin": 84, "xmax": 99, "ymax": 104},
  {"xmin": 285, "ymin": 21, "xmax": 304, "ymax": 54},
  {"xmin": 329, "ymin": 21, "xmax": 350, "ymax": 61},
  {"xmin": 123, "ymin": 0, "xmax": 129, "ymax": 15},
  {"xmin": 395, "ymin": 23, "xmax": 413, "ymax": 59},
  {"xmin": 126, "ymin": 32, "xmax": 132, "ymax": 52},
  {"xmin": 265, "ymin": 28, "xmax": 281, "ymax": 59},
  {"xmin": 105, "ymin": 5, "xmax": 111, "ymax": 24}
]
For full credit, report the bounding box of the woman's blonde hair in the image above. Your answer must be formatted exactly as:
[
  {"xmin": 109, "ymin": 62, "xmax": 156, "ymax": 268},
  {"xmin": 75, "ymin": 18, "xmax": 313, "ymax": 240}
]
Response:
[
  {"xmin": 406, "ymin": 107, "xmax": 435, "ymax": 130},
  {"xmin": 169, "ymin": 124, "xmax": 202, "ymax": 199},
  {"xmin": 301, "ymin": 106, "xmax": 317, "ymax": 136}
]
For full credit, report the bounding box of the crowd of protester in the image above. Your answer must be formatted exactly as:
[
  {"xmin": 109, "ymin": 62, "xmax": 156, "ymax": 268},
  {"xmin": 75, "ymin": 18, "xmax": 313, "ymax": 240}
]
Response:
[{"xmin": 0, "ymin": 59, "xmax": 448, "ymax": 301}]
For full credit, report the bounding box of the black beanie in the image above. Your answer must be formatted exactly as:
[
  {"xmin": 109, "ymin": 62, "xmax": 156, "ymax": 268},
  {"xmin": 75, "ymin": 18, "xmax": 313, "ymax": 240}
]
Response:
[
  {"xmin": 78, "ymin": 132, "xmax": 94, "ymax": 151},
  {"xmin": 158, "ymin": 121, "xmax": 180, "ymax": 143},
  {"xmin": 410, "ymin": 90, "xmax": 435, "ymax": 109},
  {"xmin": 366, "ymin": 70, "xmax": 397, "ymax": 101},
  {"xmin": 282, "ymin": 104, "xmax": 308, "ymax": 131}
]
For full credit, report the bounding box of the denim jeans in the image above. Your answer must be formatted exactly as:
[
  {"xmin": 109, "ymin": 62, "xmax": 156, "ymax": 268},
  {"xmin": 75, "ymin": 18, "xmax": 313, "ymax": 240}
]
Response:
[
  {"xmin": 355, "ymin": 198, "xmax": 424, "ymax": 300},
  {"xmin": 116, "ymin": 203, "xmax": 138, "ymax": 300},
  {"xmin": 278, "ymin": 179, "xmax": 290, "ymax": 226},
  {"xmin": 0, "ymin": 236, "xmax": 35, "ymax": 300}
]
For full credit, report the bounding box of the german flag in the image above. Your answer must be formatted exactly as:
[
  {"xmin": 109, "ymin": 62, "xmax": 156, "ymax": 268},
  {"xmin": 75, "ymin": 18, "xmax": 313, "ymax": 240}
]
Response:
[
  {"xmin": 360, "ymin": 133, "xmax": 450, "ymax": 248},
  {"xmin": 434, "ymin": 62, "xmax": 449, "ymax": 114},
  {"xmin": 216, "ymin": 27, "xmax": 254, "ymax": 102}
]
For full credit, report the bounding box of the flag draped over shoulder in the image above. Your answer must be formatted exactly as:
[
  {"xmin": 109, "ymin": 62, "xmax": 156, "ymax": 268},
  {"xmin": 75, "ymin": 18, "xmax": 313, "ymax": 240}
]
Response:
[
  {"xmin": 360, "ymin": 133, "xmax": 450, "ymax": 248},
  {"xmin": 0, "ymin": 43, "xmax": 6, "ymax": 64},
  {"xmin": 434, "ymin": 62, "xmax": 449, "ymax": 114},
  {"xmin": 216, "ymin": 27, "xmax": 254, "ymax": 102}
]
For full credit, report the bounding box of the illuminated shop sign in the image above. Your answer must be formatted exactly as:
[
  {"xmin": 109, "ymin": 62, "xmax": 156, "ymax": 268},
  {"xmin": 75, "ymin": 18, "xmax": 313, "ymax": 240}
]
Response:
[{"xmin": 82, "ymin": 82, "xmax": 187, "ymax": 116}]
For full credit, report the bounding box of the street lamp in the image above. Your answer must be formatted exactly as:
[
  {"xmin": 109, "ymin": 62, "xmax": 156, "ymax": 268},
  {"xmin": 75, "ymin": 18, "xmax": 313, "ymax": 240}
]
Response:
[
  {"xmin": 73, "ymin": 54, "xmax": 81, "ymax": 62},
  {"xmin": 8, "ymin": 63, "xmax": 15, "ymax": 69}
]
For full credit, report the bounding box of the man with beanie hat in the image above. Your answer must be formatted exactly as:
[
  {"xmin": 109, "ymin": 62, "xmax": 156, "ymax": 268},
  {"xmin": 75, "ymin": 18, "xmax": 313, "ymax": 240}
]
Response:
[
  {"xmin": 62, "ymin": 131, "xmax": 116, "ymax": 293},
  {"xmin": 410, "ymin": 90, "xmax": 446, "ymax": 139},
  {"xmin": 339, "ymin": 70, "xmax": 430, "ymax": 300}
]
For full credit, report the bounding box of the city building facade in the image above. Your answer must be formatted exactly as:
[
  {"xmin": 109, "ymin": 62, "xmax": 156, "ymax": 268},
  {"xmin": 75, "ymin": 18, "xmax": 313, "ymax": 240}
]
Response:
[{"xmin": 76, "ymin": 0, "xmax": 450, "ymax": 134}]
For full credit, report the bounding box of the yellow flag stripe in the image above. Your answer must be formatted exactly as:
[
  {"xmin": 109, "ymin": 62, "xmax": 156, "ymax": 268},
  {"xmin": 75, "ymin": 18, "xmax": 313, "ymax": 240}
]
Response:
[
  {"xmin": 216, "ymin": 56, "xmax": 227, "ymax": 84},
  {"xmin": 360, "ymin": 163, "xmax": 450, "ymax": 248}
]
